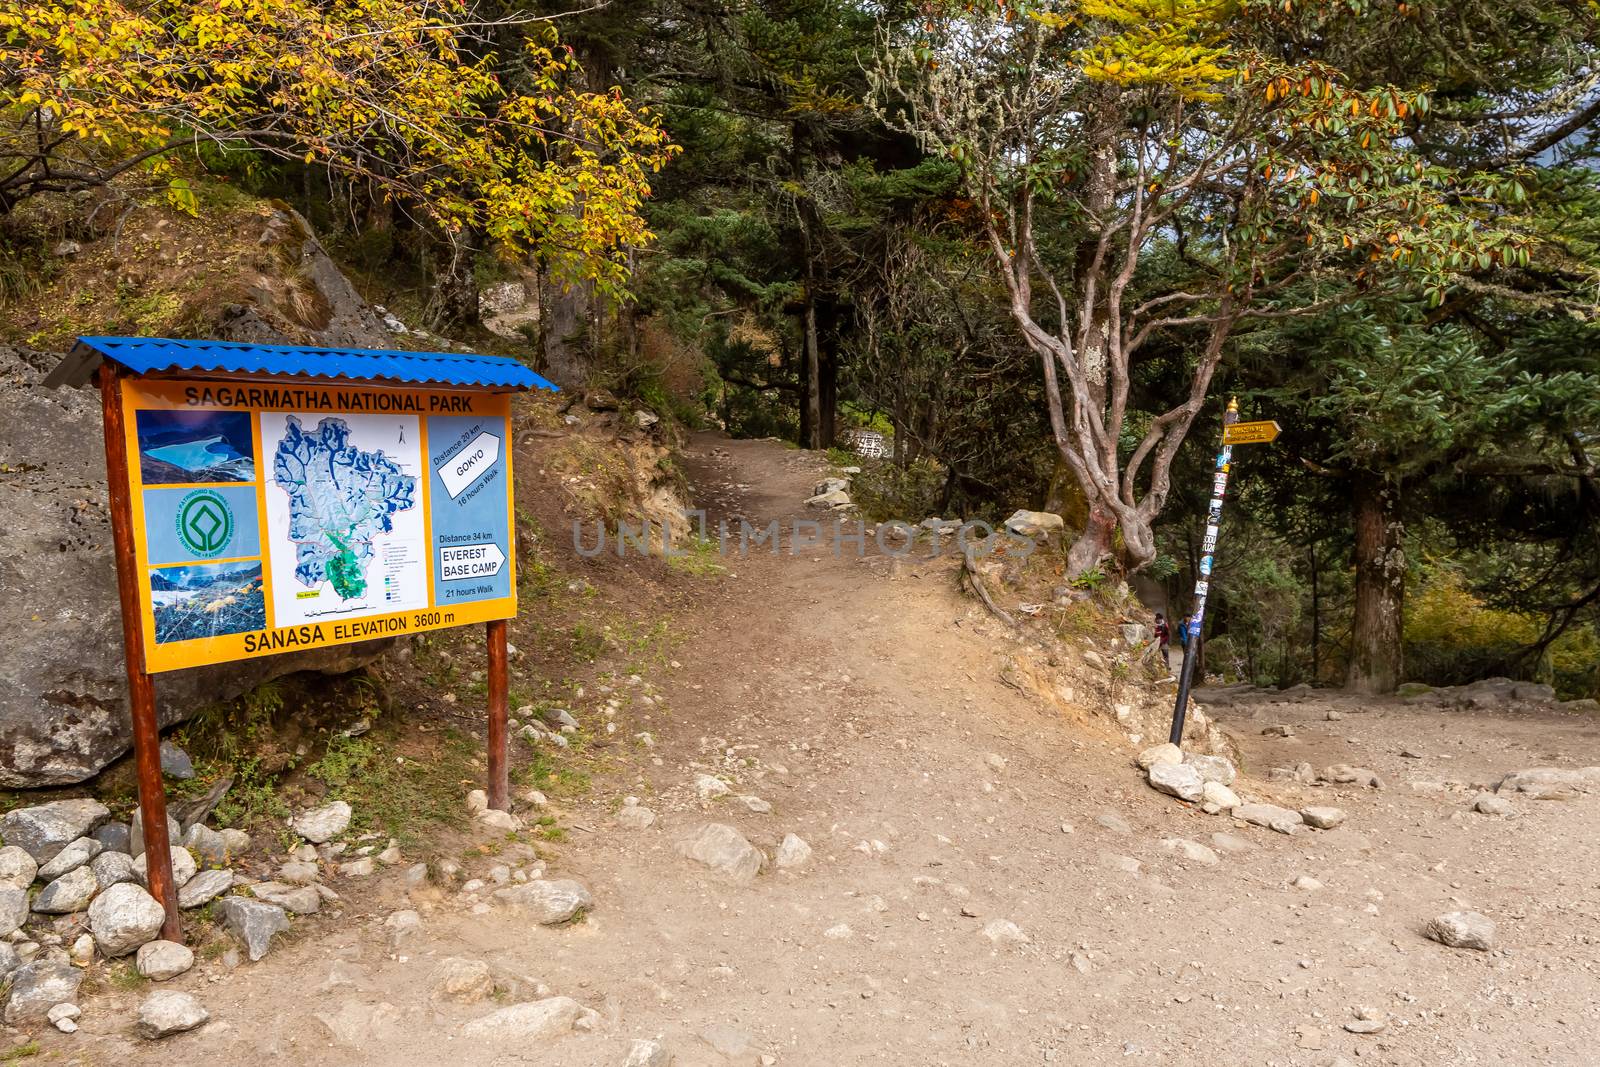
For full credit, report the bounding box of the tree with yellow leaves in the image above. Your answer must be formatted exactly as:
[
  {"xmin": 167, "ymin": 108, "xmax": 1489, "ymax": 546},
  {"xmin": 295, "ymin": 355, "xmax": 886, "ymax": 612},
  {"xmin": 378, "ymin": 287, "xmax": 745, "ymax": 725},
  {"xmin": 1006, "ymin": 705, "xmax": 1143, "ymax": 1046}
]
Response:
[
  {"xmin": 875, "ymin": 0, "xmax": 1536, "ymax": 577},
  {"xmin": 0, "ymin": 0, "xmax": 677, "ymax": 300}
]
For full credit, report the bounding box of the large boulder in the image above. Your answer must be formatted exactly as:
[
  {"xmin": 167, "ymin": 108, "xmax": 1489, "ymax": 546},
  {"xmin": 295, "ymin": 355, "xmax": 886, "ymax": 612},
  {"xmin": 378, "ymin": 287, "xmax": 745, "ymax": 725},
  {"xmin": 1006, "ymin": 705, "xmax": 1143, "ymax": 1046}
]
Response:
[
  {"xmin": 0, "ymin": 799, "xmax": 109, "ymax": 862},
  {"xmin": 87, "ymin": 882, "xmax": 166, "ymax": 956},
  {"xmin": 2, "ymin": 957, "xmax": 83, "ymax": 1024},
  {"xmin": 1, "ymin": 336, "xmax": 395, "ymax": 787}
]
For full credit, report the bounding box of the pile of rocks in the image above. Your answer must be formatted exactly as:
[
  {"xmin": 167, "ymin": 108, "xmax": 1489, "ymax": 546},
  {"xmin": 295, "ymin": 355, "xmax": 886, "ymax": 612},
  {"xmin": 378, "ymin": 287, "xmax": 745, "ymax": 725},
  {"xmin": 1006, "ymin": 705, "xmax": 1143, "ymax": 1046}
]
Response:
[
  {"xmin": 1138, "ymin": 744, "xmax": 1347, "ymax": 835},
  {"xmin": 0, "ymin": 793, "xmax": 384, "ymax": 1036},
  {"xmin": 0, "ymin": 797, "xmax": 235, "ymax": 1028},
  {"xmin": 805, "ymin": 472, "xmax": 856, "ymax": 510}
]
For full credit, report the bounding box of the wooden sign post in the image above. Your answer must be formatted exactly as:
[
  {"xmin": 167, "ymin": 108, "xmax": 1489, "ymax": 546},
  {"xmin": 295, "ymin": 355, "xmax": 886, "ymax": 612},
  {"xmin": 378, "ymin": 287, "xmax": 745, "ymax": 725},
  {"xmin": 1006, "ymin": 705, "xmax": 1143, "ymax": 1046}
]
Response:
[{"xmin": 51, "ymin": 336, "xmax": 555, "ymax": 937}]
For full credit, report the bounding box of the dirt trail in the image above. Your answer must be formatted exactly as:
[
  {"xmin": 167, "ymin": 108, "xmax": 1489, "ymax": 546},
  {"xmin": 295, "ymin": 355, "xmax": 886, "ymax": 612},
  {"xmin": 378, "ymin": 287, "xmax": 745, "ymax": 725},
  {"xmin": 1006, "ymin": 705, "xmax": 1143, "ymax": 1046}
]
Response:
[{"xmin": 80, "ymin": 434, "xmax": 1600, "ymax": 1066}]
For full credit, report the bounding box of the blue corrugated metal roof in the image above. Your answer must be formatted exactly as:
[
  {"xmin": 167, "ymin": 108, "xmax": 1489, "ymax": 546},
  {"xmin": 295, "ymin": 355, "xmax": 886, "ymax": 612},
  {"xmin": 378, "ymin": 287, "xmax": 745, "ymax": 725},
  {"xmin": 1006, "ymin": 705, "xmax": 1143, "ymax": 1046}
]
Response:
[{"xmin": 50, "ymin": 336, "xmax": 557, "ymax": 391}]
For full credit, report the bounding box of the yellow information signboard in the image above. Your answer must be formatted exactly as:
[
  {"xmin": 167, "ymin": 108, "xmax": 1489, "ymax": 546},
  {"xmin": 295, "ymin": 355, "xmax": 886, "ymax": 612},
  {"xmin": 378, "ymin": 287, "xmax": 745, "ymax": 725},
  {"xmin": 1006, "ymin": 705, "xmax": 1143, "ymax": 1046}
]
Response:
[
  {"xmin": 1221, "ymin": 419, "xmax": 1282, "ymax": 446},
  {"xmin": 118, "ymin": 378, "xmax": 517, "ymax": 672}
]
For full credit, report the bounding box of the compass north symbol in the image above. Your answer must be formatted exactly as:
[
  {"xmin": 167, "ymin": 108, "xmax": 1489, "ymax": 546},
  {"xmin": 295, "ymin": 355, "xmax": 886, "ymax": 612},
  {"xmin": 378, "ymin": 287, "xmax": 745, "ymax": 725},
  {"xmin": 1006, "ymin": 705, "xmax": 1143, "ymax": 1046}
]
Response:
[{"xmin": 175, "ymin": 490, "xmax": 234, "ymax": 558}]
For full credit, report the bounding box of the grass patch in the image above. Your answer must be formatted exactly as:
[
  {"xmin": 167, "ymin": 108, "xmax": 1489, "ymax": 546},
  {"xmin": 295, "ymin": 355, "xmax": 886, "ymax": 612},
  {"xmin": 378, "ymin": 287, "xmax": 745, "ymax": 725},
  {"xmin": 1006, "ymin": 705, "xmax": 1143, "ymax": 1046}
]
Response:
[
  {"xmin": 667, "ymin": 535, "xmax": 726, "ymax": 578},
  {"xmin": 105, "ymin": 961, "xmax": 146, "ymax": 991},
  {"xmin": 305, "ymin": 727, "xmax": 476, "ymax": 849},
  {"xmin": 513, "ymin": 749, "xmax": 591, "ymax": 799},
  {"xmin": 530, "ymin": 815, "xmax": 567, "ymax": 842},
  {"xmin": 0, "ymin": 1043, "xmax": 40, "ymax": 1062}
]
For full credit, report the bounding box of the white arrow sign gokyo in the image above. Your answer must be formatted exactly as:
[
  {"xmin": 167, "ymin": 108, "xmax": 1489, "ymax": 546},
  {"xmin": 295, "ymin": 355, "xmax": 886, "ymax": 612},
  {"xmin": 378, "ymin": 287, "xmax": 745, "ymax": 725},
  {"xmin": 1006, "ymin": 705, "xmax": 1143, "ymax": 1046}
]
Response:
[
  {"xmin": 438, "ymin": 431, "xmax": 501, "ymax": 499},
  {"xmin": 440, "ymin": 542, "xmax": 506, "ymax": 581}
]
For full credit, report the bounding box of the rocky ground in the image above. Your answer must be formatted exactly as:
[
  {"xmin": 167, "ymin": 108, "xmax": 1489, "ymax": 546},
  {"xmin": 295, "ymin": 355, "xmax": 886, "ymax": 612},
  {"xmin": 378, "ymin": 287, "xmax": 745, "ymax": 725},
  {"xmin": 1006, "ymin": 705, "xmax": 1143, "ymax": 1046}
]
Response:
[{"xmin": 4, "ymin": 432, "xmax": 1600, "ymax": 1066}]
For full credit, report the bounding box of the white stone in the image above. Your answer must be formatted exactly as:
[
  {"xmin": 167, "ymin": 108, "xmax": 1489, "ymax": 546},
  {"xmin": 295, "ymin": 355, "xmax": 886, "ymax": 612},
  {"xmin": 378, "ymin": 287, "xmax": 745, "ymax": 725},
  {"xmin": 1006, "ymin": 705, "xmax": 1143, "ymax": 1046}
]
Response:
[
  {"xmin": 476, "ymin": 809, "xmax": 522, "ymax": 832},
  {"xmin": 277, "ymin": 860, "xmax": 320, "ymax": 885},
  {"xmin": 1160, "ymin": 838, "xmax": 1219, "ymax": 865},
  {"xmin": 136, "ymin": 940, "xmax": 194, "ymax": 981},
  {"xmin": 433, "ymin": 957, "xmax": 494, "ymax": 1003},
  {"xmin": 677, "ymin": 824, "xmax": 764, "ymax": 884},
  {"xmin": 33, "ymin": 866, "xmax": 98, "ymax": 914},
  {"xmin": 87, "ymin": 882, "xmax": 166, "ymax": 956},
  {"xmin": 37, "ymin": 837, "xmax": 103, "ymax": 881},
  {"xmin": 0, "ymin": 888, "xmax": 28, "ymax": 938},
  {"xmin": 1472, "ymin": 793, "xmax": 1514, "ymax": 816},
  {"xmin": 694, "ymin": 775, "xmax": 731, "ymax": 800},
  {"xmin": 291, "ymin": 801, "xmax": 352, "ymax": 844},
  {"xmin": 1300, "ymin": 806, "xmax": 1347, "ymax": 830},
  {"xmin": 1201, "ymin": 781, "xmax": 1241, "ymax": 810},
  {"xmin": 48, "ymin": 1002, "xmax": 80, "ymax": 1032},
  {"xmin": 133, "ymin": 846, "xmax": 197, "ymax": 890},
  {"xmin": 177, "ymin": 869, "xmax": 234, "ymax": 909},
  {"xmin": 382, "ymin": 909, "xmax": 422, "ymax": 950},
  {"xmin": 90, "ymin": 851, "xmax": 136, "ymax": 890},
  {"xmin": 135, "ymin": 990, "xmax": 209, "ymax": 1039},
  {"xmin": 1004, "ymin": 510, "xmax": 1064, "ymax": 538},
  {"xmin": 1425, "ymin": 910, "xmax": 1496, "ymax": 951},
  {"xmin": 981, "ymin": 919, "xmax": 1029, "ymax": 945},
  {"xmin": 624, "ymin": 1038, "xmax": 672, "ymax": 1067},
  {"xmin": 1184, "ymin": 753, "xmax": 1238, "ymax": 786},
  {"xmin": 492, "ymin": 879, "xmax": 593, "ymax": 924},
  {"xmin": 617, "ymin": 806, "xmax": 656, "ymax": 831},
  {"xmin": 1147, "ymin": 761, "xmax": 1206, "ymax": 803},
  {"xmin": 250, "ymin": 881, "xmax": 321, "ymax": 914},
  {"xmin": 2, "ymin": 959, "xmax": 82, "ymax": 1024},
  {"xmin": 1136, "ymin": 743, "xmax": 1183, "ymax": 770},
  {"xmin": 1233, "ymin": 803, "xmax": 1305, "ymax": 835},
  {"xmin": 459, "ymin": 996, "xmax": 597, "ymax": 1040},
  {"xmin": 774, "ymin": 834, "xmax": 813, "ymax": 870},
  {"xmin": 0, "ymin": 846, "xmax": 38, "ymax": 891},
  {"xmin": 214, "ymin": 896, "xmax": 289, "ymax": 961},
  {"xmin": 0, "ymin": 800, "xmax": 110, "ymax": 862}
]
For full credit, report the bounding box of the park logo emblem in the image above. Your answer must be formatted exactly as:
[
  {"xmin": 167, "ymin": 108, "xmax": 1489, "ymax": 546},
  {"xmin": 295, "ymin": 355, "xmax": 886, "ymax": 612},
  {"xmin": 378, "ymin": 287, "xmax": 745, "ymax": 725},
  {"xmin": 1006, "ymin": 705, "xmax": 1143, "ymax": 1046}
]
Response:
[{"xmin": 174, "ymin": 489, "xmax": 235, "ymax": 558}]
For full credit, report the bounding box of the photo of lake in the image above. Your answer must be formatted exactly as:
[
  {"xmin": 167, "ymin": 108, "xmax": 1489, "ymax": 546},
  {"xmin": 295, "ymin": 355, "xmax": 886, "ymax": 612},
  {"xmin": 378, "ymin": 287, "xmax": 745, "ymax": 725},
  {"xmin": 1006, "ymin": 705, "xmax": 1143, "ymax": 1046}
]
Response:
[{"xmin": 136, "ymin": 409, "xmax": 256, "ymax": 484}]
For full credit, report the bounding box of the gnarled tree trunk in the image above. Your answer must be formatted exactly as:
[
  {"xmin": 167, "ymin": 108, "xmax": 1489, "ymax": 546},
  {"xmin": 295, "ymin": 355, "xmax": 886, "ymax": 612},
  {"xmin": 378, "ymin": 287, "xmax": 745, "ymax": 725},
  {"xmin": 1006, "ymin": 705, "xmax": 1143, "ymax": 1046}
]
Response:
[
  {"xmin": 1347, "ymin": 478, "xmax": 1406, "ymax": 694},
  {"xmin": 425, "ymin": 230, "xmax": 480, "ymax": 334}
]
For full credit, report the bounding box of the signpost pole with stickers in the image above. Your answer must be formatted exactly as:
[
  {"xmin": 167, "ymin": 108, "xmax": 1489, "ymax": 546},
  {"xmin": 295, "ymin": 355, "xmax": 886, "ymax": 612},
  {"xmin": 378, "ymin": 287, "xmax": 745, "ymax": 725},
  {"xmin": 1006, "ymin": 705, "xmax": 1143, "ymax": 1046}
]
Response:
[
  {"xmin": 47, "ymin": 336, "xmax": 556, "ymax": 939},
  {"xmin": 1167, "ymin": 399, "xmax": 1281, "ymax": 746}
]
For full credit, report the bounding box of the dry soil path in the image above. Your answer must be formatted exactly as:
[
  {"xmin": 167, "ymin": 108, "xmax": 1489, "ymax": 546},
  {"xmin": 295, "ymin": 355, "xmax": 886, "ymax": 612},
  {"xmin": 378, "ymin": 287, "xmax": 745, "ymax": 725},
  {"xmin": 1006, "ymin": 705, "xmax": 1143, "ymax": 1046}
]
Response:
[{"xmin": 80, "ymin": 433, "xmax": 1600, "ymax": 1066}]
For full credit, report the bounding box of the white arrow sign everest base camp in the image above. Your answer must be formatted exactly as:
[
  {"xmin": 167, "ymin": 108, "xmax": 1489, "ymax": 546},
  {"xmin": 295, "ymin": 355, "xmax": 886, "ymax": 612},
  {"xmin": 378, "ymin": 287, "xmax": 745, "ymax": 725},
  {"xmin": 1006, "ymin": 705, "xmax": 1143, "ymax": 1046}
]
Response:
[
  {"xmin": 440, "ymin": 542, "xmax": 506, "ymax": 581},
  {"xmin": 438, "ymin": 431, "xmax": 501, "ymax": 499}
]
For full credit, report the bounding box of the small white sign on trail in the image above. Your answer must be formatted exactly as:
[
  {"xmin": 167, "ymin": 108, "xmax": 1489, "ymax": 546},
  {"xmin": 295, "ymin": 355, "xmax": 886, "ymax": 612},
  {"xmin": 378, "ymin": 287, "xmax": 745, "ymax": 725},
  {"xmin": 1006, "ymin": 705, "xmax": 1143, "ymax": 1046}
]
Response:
[{"xmin": 438, "ymin": 431, "xmax": 502, "ymax": 499}]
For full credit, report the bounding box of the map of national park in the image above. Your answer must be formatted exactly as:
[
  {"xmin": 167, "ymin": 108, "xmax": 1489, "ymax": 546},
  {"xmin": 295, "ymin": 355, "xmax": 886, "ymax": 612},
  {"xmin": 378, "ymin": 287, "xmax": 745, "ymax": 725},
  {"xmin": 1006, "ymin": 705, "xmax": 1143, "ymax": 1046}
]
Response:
[{"xmin": 271, "ymin": 415, "xmax": 417, "ymax": 599}]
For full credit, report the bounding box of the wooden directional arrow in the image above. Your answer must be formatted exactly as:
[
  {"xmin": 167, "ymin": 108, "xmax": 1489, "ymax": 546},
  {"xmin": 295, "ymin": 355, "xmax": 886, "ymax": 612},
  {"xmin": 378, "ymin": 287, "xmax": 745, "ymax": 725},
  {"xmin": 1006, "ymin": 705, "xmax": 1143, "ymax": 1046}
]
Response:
[{"xmin": 1222, "ymin": 420, "xmax": 1281, "ymax": 446}]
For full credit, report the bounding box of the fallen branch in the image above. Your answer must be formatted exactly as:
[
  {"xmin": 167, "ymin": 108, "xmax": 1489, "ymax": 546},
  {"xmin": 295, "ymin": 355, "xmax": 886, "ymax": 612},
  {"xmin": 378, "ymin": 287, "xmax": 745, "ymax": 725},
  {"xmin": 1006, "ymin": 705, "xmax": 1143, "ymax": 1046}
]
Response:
[{"xmin": 963, "ymin": 547, "xmax": 1015, "ymax": 627}]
